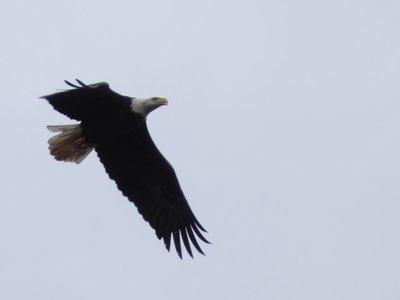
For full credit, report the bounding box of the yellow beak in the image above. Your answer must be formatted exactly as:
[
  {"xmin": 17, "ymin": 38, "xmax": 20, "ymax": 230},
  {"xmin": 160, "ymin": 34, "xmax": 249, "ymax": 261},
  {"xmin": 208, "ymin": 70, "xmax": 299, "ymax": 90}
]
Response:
[{"xmin": 156, "ymin": 98, "xmax": 168, "ymax": 106}]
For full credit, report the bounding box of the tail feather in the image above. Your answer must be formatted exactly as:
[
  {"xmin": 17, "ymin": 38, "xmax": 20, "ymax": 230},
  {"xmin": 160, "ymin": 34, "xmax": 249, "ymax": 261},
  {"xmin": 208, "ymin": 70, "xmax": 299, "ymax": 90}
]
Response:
[{"xmin": 47, "ymin": 124, "xmax": 94, "ymax": 164}]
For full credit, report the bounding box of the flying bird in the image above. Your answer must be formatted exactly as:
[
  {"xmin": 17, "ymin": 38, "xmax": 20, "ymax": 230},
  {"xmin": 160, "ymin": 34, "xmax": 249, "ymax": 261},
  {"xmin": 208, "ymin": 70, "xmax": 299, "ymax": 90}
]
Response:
[{"xmin": 41, "ymin": 79, "xmax": 209, "ymax": 258}]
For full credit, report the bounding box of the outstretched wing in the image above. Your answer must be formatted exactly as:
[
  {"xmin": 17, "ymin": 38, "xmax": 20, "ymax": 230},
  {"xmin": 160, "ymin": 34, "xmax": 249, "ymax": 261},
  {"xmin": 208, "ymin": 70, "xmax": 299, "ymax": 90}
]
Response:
[
  {"xmin": 41, "ymin": 80, "xmax": 128, "ymax": 121},
  {"xmin": 95, "ymin": 124, "xmax": 209, "ymax": 258}
]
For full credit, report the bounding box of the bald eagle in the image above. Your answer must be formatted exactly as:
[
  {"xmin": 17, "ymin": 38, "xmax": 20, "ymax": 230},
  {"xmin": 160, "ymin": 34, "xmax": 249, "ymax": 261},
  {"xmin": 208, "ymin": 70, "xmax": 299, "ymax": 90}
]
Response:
[{"xmin": 42, "ymin": 79, "xmax": 209, "ymax": 258}]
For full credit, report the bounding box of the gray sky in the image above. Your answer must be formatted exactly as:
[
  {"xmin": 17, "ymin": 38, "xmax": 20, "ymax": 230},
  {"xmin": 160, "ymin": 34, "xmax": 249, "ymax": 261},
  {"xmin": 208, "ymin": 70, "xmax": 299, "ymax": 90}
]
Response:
[{"xmin": 1, "ymin": 0, "xmax": 400, "ymax": 299}]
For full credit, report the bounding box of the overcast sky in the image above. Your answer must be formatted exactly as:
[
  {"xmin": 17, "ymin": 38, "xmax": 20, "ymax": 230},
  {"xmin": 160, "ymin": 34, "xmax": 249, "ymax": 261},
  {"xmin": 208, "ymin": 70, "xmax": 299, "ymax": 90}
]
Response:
[{"xmin": 1, "ymin": 0, "xmax": 400, "ymax": 299}]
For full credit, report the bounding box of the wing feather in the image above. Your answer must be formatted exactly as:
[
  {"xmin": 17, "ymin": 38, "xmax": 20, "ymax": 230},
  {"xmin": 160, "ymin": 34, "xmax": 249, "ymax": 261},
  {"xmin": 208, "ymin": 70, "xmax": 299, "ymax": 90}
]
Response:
[
  {"xmin": 186, "ymin": 226, "xmax": 205, "ymax": 255},
  {"xmin": 181, "ymin": 228, "xmax": 193, "ymax": 258},
  {"xmin": 173, "ymin": 231, "xmax": 182, "ymax": 258},
  {"xmin": 41, "ymin": 80, "xmax": 127, "ymax": 121},
  {"xmin": 95, "ymin": 125, "xmax": 208, "ymax": 258},
  {"xmin": 163, "ymin": 232, "xmax": 172, "ymax": 252}
]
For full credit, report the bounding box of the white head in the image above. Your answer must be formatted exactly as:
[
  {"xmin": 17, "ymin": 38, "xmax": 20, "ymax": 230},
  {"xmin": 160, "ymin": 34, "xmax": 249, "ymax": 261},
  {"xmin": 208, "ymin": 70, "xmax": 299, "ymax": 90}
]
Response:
[{"xmin": 130, "ymin": 97, "xmax": 168, "ymax": 117}]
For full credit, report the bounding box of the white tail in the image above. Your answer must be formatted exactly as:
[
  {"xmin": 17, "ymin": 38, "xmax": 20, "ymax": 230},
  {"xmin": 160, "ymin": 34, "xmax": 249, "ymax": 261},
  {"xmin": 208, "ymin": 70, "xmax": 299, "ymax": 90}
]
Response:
[{"xmin": 47, "ymin": 124, "xmax": 94, "ymax": 164}]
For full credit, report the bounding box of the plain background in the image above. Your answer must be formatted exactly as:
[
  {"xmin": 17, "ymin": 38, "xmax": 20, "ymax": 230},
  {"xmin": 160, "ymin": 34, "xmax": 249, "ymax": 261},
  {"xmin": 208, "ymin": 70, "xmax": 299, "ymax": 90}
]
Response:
[{"xmin": 1, "ymin": 0, "xmax": 399, "ymax": 299}]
